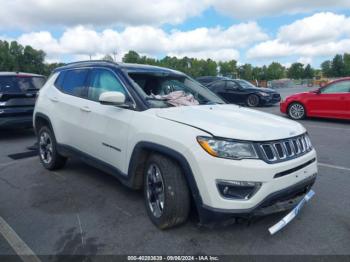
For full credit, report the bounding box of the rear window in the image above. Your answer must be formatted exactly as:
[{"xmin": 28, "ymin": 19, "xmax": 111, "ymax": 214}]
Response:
[
  {"xmin": 55, "ymin": 69, "xmax": 89, "ymax": 97},
  {"xmin": 0, "ymin": 75, "xmax": 46, "ymax": 93}
]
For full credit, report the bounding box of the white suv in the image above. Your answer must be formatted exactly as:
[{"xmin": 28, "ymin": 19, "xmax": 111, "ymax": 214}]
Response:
[{"xmin": 34, "ymin": 61, "xmax": 318, "ymax": 229}]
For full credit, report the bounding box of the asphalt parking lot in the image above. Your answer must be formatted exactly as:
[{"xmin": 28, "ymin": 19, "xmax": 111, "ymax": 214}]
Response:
[{"xmin": 0, "ymin": 86, "xmax": 349, "ymax": 257}]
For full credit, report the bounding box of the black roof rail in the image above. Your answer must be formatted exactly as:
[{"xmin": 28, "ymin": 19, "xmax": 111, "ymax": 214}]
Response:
[
  {"xmin": 54, "ymin": 60, "xmax": 119, "ymax": 72},
  {"xmin": 64, "ymin": 60, "xmax": 118, "ymax": 66}
]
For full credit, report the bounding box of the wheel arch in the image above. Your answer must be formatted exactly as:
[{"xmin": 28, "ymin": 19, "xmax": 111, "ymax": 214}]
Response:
[
  {"xmin": 127, "ymin": 141, "xmax": 203, "ymax": 210},
  {"xmin": 34, "ymin": 113, "xmax": 54, "ymax": 135}
]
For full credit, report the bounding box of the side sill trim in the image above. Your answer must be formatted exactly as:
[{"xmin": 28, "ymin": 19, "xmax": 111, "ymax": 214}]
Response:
[{"xmin": 57, "ymin": 144, "xmax": 131, "ymax": 185}]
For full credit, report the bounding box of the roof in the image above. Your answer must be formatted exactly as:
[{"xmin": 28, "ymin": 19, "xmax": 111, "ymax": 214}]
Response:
[
  {"xmin": 54, "ymin": 60, "xmax": 183, "ymax": 75},
  {"xmin": 327, "ymin": 77, "xmax": 350, "ymax": 84},
  {"xmin": 0, "ymin": 72, "xmax": 44, "ymax": 77}
]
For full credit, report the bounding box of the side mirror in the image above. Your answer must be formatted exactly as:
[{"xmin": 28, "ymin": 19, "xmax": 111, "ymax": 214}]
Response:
[{"xmin": 99, "ymin": 91, "xmax": 126, "ymax": 106}]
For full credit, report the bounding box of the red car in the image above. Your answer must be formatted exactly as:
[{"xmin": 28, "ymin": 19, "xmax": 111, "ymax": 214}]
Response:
[{"xmin": 280, "ymin": 78, "xmax": 350, "ymax": 120}]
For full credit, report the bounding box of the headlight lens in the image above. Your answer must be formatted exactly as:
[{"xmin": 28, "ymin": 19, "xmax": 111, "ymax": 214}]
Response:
[
  {"xmin": 258, "ymin": 92, "xmax": 270, "ymax": 97},
  {"xmin": 197, "ymin": 136, "xmax": 258, "ymax": 160}
]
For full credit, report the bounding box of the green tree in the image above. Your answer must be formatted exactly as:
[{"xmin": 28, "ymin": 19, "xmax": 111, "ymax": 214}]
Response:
[
  {"xmin": 287, "ymin": 62, "xmax": 304, "ymax": 79},
  {"xmin": 102, "ymin": 54, "xmax": 114, "ymax": 62},
  {"xmin": 219, "ymin": 60, "xmax": 237, "ymax": 77},
  {"xmin": 343, "ymin": 53, "xmax": 350, "ymax": 76},
  {"xmin": 266, "ymin": 62, "xmax": 285, "ymax": 80},
  {"xmin": 238, "ymin": 64, "xmax": 253, "ymax": 80},
  {"xmin": 122, "ymin": 50, "xmax": 141, "ymax": 63},
  {"xmin": 332, "ymin": 54, "xmax": 345, "ymax": 77},
  {"xmin": 303, "ymin": 64, "xmax": 314, "ymax": 79},
  {"xmin": 321, "ymin": 60, "xmax": 332, "ymax": 77}
]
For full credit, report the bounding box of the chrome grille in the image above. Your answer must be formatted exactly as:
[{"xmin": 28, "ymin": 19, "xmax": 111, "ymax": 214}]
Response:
[{"xmin": 259, "ymin": 134, "xmax": 312, "ymax": 163}]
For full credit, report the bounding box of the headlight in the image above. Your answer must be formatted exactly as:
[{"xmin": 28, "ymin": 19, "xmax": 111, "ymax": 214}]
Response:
[
  {"xmin": 258, "ymin": 92, "xmax": 270, "ymax": 97},
  {"xmin": 197, "ymin": 136, "xmax": 258, "ymax": 160}
]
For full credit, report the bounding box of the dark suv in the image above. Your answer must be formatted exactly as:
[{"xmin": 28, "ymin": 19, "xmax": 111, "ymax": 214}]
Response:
[{"xmin": 0, "ymin": 72, "xmax": 46, "ymax": 128}]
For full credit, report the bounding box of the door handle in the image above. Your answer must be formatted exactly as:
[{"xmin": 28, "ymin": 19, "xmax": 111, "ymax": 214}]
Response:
[
  {"xmin": 49, "ymin": 96, "xmax": 59, "ymax": 102},
  {"xmin": 80, "ymin": 106, "xmax": 91, "ymax": 112}
]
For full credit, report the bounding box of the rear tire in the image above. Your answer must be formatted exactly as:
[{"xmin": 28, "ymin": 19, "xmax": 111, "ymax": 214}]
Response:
[
  {"xmin": 246, "ymin": 94, "xmax": 260, "ymax": 107},
  {"xmin": 287, "ymin": 102, "xmax": 306, "ymax": 120},
  {"xmin": 144, "ymin": 154, "xmax": 190, "ymax": 229},
  {"xmin": 38, "ymin": 126, "xmax": 67, "ymax": 170}
]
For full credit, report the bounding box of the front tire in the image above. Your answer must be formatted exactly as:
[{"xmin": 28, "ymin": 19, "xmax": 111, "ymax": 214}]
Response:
[
  {"xmin": 38, "ymin": 126, "xmax": 67, "ymax": 170},
  {"xmin": 288, "ymin": 102, "xmax": 306, "ymax": 120},
  {"xmin": 246, "ymin": 94, "xmax": 260, "ymax": 107},
  {"xmin": 144, "ymin": 154, "xmax": 190, "ymax": 229}
]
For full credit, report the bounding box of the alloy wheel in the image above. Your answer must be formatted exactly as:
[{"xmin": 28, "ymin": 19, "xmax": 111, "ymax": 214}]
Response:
[
  {"xmin": 247, "ymin": 95, "xmax": 259, "ymax": 107},
  {"xmin": 146, "ymin": 163, "xmax": 165, "ymax": 218},
  {"xmin": 39, "ymin": 131, "xmax": 53, "ymax": 164},
  {"xmin": 289, "ymin": 103, "xmax": 305, "ymax": 119}
]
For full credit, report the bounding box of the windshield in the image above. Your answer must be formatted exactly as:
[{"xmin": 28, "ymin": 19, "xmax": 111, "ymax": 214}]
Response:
[
  {"xmin": 0, "ymin": 75, "xmax": 46, "ymax": 93},
  {"xmin": 236, "ymin": 79, "xmax": 256, "ymax": 89},
  {"xmin": 128, "ymin": 72, "xmax": 225, "ymax": 108}
]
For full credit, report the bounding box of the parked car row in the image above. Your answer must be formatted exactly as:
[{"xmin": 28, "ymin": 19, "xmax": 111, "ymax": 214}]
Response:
[
  {"xmin": 197, "ymin": 77, "xmax": 281, "ymax": 107},
  {"xmin": 0, "ymin": 72, "xmax": 46, "ymax": 128}
]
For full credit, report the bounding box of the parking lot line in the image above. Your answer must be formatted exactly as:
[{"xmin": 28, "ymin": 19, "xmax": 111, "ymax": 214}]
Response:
[
  {"xmin": 0, "ymin": 216, "xmax": 41, "ymax": 262},
  {"xmin": 318, "ymin": 162, "xmax": 350, "ymax": 172}
]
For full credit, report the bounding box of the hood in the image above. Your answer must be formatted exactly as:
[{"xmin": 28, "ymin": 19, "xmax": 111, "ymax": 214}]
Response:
[{"xmin": 156, "ymin": 105, "xmax": 305, "ymax": 141}]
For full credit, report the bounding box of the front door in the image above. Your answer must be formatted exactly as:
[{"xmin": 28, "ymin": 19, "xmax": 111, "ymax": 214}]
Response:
[
  {"xmin": 82, "ymin": 68, "xmax": 136, "ymax": 173},
  {"xmin": 308, "ymin": 80, "xmax": 350, "ymax": 118}
]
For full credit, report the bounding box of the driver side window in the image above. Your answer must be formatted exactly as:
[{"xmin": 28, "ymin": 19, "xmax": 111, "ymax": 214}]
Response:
[
  {"xmin": 88, "ymin": 69, "xmax": 127, "ymax": 102},
  {"xmin": 226, "ymin": 81, "xmax": 240, "ymax": 90},
  {"xmin": 321, "ymin": 81, "xmax": 350, "ymax": 94}
]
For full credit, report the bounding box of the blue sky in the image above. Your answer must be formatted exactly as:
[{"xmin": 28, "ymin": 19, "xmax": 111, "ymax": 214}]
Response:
[{"xmin": 1, "ymin": 0, "xmax": 350, "ymax": 68}]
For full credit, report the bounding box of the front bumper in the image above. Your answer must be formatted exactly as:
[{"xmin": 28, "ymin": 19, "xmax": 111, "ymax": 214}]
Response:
[
  {"xmin": 186, "ymin": 143, "xmax": 318, "ymax": 224},
  {"xmin": 260, "ymin": 95, "xmax": 281, "ymax": 105},
  {"xmin": 280, "ymin": 100, "xmax": 288, "ymax": 113},
  {"xmin": 198, "ymin": 174, "xmax": 316, "ymax": 224}
]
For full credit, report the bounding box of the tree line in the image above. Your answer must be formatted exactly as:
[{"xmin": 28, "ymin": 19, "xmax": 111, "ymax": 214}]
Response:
[
  {"xmin": 121, "ymin": 51, "xmax": 316, "ymax": 80},
  {"xmin": 1, "ymin": 40, "xmax": 350, "ymax": 80},
  {"xmin": 0, "ymin": 40, "xmax": 64, "ymax": 76}
]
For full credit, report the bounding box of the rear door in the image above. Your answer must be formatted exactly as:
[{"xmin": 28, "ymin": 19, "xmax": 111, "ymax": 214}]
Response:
[
  {"xmin": 49, "ymin": 69, "xmax": 90, "ymax": 148},
  {"xmin": 0, "ymin": 75, "xmax": 45, "ymax": 118},
  {"xmin": 81, "ymin": 68, "xmax": 136, "ymax": 172},
  {"xmin": 308, "ymin": 80, "xmax": 350, "ymax": 118}
]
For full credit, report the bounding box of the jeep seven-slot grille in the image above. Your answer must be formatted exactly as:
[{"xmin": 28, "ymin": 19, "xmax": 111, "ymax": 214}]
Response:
[{"xmin": 258, "ymin": 134, "xmax": 312, "ymax": 163}]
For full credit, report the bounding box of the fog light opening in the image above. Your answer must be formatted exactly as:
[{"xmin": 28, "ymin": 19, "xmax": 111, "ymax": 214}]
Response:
[{"xmin": 216, "ymin": 180, "xmax": 262, "ymax": 200}]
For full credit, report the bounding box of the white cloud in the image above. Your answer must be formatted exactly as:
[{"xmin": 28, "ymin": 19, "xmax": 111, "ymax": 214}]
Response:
[
  {"xmin": 247, "ymin": 12, "xmax": 350, "ymax": 62},
  {"xmin": 212, "ymin": 0, "xmax": 350, "ymax": 19},
  {"xmin": 3, "ymin": 0, "xmax": 350, "ymax": 30},
  {"xmin": 168, "ymin": 49, "xmax": 240, "ymax": 61},
  {"xmin": 247, "ymin": 40, "xmax": 293, "ymax": 59},
  {"xmin": 278, "ymin": 12, "xmax": 350, "ymax": 45},
  {"xmin": 298, "ymin": 57, "xmax": 313, "ymax": 65},
  {"xmin": 0, "ymin": 0, "xmax": 209, "ymax": 29},
  {"xmin": 14, "ymin": 22, "xmax": 267, "ymax": 62}
]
